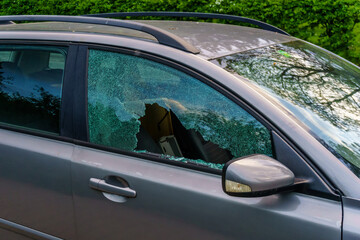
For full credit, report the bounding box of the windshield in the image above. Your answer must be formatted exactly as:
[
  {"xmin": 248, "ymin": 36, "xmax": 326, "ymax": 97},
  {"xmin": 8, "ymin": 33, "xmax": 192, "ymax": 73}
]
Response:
[{"xmin": 213, "ymin": 40, "xmax": 360, "ymax": 177}]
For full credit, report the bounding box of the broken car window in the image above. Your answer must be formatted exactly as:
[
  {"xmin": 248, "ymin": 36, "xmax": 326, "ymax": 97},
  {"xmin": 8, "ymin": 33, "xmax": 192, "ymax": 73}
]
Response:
[{"xmin": 87, "ymin": 49, "xmax": 272, "ymax": 170}]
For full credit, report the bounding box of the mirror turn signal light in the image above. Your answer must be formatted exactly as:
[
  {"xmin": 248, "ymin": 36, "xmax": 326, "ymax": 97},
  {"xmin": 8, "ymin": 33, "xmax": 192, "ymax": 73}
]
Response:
[{"xmin": 225, "ymin": 180, "xmax": 252, "ymax": 193}]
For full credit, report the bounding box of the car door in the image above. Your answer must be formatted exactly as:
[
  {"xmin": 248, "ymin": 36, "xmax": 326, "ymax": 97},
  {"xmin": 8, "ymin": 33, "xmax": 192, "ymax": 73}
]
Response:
[
  {"xmin": 71, "ymin": 46, "xmax": 342, "ymax": 240},
  {"xmin": 0, "ymin": 43, "xmax": 76, "ymax": 239}
]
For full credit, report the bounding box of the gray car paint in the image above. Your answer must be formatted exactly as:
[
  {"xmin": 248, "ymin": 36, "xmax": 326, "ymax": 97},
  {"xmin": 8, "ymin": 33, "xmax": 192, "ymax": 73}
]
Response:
[
  {"xmin": 343, "ymin": 197, "xmax": 360, "ymax": 239},
  {"xmin": 0, "ymin": 129, "xmax": 76, "ymax": 239},
  {"xmin": 0, "ymin": 22, "xmax": 158, "ymax": 41},
  {"xmin": 135, "ymin": 20, "xmax": 296, "ymax": 59},
  {"xmin": 225, "ymin": 155, "xmax": 295, "ymax": 192},
  {"xmin": 0, "ymin": 217, "xmax": 61, "ymax": 240},
  {"xmin": 72, "ymin": 145, "xmax": 341, "ymax": 240}
]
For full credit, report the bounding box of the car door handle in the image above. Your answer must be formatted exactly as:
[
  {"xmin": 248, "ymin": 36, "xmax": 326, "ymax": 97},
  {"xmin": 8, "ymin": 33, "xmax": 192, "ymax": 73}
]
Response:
[{"xmin": 89, "ymin": 178, "xmax": 137, "ymax": 198}]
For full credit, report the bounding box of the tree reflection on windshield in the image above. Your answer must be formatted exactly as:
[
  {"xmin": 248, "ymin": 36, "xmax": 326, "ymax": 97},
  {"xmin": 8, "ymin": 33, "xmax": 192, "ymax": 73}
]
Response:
[{"xmin": 214, "ymin": 41, "xmax": 360, "ymax": 176}]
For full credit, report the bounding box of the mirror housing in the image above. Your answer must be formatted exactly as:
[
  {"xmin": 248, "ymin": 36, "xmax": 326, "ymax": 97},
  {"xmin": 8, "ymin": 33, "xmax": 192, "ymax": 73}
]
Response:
[{"xmin": 222, "ymin": 154, "xmax": 300, "ymax": 197}]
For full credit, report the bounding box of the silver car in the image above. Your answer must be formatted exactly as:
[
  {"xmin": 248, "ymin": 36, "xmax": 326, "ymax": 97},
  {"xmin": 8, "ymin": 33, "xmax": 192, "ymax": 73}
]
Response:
[{"xmin": 0, "ymin": 12, "xmax": 358, "ymax": 240}]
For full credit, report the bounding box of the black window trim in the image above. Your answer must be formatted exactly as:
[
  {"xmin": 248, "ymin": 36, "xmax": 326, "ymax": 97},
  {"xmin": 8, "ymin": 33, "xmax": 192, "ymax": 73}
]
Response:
[{"xmin": 71, "ymin": 45, "xmax": 89, "ymax": 141}]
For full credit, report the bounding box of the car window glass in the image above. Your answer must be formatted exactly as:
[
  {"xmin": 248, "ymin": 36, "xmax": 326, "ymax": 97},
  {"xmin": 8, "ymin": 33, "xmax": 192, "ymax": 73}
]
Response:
[
  {"xmin": 87, "ymin": 49, "xmax": 272, "ymax": 170},
  {"xmin": 0, "ymin": 45, "xmax": 67, "ymax": 134},
  {"xmin": 214, "ymin": 40, "xmax": 360, "ymax": 176}
]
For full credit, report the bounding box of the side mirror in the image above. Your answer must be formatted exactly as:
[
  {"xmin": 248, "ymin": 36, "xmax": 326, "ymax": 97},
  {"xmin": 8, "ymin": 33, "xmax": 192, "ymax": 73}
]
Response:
[{"xmin": 222, "ymin": 154, "xmax": 301, "ymax": 197}]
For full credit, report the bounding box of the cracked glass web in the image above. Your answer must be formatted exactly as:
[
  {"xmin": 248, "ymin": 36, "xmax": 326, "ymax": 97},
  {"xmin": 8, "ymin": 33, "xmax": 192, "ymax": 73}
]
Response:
[{"xmin": 88, "ymin": 49, "xmax": 272, "ymax": 169}]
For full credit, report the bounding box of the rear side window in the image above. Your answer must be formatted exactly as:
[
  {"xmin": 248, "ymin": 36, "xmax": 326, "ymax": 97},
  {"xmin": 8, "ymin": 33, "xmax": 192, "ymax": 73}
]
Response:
[
  {"xmin": 0, "ymin": 45, "xmax": 67, "ymax": 134},
  {"xmin": 87, "ymin": 49, "xmax": 273, "ymax": 170}
]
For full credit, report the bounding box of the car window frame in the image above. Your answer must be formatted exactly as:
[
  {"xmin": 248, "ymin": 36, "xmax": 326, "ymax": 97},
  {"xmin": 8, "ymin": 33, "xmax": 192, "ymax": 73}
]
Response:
[
  {"xmin": 79, "ymin": 44, "xmax": 279, "ymax": 173},
  {"xmin": 74, "ymin": 44, "xmax": 321, "ymax": 183},
  {"xmin": 77, "ymin": 44, "xmax": 343, "ymax": 200}
]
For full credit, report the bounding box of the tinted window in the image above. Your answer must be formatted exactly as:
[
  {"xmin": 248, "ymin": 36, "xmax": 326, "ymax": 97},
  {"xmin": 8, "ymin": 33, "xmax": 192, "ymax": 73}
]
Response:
[
  {"xmin": 0, "ymin": 45, "xmax": 67, "ymax": 134},
  {"xmin": 87, "ymin": 50, "xmax": 272, "ymax": 170}
]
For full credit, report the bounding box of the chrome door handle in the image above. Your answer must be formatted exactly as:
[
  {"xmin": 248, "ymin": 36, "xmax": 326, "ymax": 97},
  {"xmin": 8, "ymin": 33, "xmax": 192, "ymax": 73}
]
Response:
[{"xmin": 89, "ymin": 178, "xmax": 137, "ymax": 198}]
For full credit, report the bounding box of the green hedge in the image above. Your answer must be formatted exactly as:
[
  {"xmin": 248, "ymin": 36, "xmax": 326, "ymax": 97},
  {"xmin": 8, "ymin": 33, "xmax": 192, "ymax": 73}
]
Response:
[{"xmin": 1, "ymin": 0, "xmax": 360, "ymax": 65}]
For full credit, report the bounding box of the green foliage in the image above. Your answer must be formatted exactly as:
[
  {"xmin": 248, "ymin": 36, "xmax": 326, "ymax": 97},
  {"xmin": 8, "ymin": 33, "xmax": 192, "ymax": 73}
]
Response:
[
  {"xmin": 212, "ymin": 0, "xmax": 360, "ymax": 64},
  {"xmin": 1, "ymin": 0, "xmax": 360, "ymax": 65}
]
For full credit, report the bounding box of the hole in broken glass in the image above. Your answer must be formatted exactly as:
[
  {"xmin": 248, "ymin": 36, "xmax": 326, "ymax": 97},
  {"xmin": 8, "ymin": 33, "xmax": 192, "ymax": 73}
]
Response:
[
  {"xmin": 135, "ymin": 103, "xmax": 233, "ymax": 169},
  {"xmin": 88, "ymin": 100, "xmax": 272, "ymax": 170}
]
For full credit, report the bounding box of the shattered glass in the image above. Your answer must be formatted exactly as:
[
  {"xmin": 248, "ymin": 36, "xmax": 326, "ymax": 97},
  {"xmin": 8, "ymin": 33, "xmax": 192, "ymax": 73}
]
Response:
[{"xmin": 88, "ymin": 49, "xmax": 272, "ymax": 169}]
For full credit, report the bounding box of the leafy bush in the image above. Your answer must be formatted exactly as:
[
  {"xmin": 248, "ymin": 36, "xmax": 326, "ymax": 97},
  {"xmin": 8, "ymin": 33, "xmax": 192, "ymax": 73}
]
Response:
[
  {"xmin": 210, "ymin": 0, "xmax": 360, "ymax": 65},
  {"xmin": 1, "ymin": 0, "xmax": 360, "ymax": 65}
]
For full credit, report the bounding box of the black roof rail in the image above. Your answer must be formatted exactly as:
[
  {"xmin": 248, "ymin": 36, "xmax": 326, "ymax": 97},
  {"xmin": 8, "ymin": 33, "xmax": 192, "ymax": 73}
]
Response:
[
  {"xmin": 86, "ymin": 12, "xmax": 289, "ymax": 36},
  {"xmin": 0, "ymin": 15, "xmax": 200, "ymax": 53}
]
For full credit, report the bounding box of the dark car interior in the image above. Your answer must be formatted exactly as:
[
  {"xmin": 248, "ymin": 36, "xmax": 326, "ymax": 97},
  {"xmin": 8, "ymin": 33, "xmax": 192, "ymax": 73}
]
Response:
[{"xmin": 136, "ymin": 103, "xmax": 233, "ymax": 164}]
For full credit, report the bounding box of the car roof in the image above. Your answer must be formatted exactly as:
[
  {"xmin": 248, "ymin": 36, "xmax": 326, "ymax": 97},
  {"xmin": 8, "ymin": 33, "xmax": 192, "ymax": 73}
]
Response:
[
  {"xmin": 140, "ymin": 20, "xmax": 296, "ymax": 59},
  {"xmin": 0, "ymin": 22, "xmax": 158, "ymax": 41},
  {"xmin": 0, "ymin": 20, "xmax": 296, "ymax": 59}
]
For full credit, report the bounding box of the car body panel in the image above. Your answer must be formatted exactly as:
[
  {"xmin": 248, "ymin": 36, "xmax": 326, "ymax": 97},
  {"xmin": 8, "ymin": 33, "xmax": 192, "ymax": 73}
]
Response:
[
  {"xmin": 71, "ymin": 145, "xmax": 341, "ymax": 240},
  {"xmin": 343, "ymin": 197, "xmax": 360, "ymax": 240},
  {"xmin": 0, "ymin": 129, "xmax": 76, "ymax": 239},
  {"xmin": 0, "ymin": 217, "xmax": 62, "ymax": 240}
]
